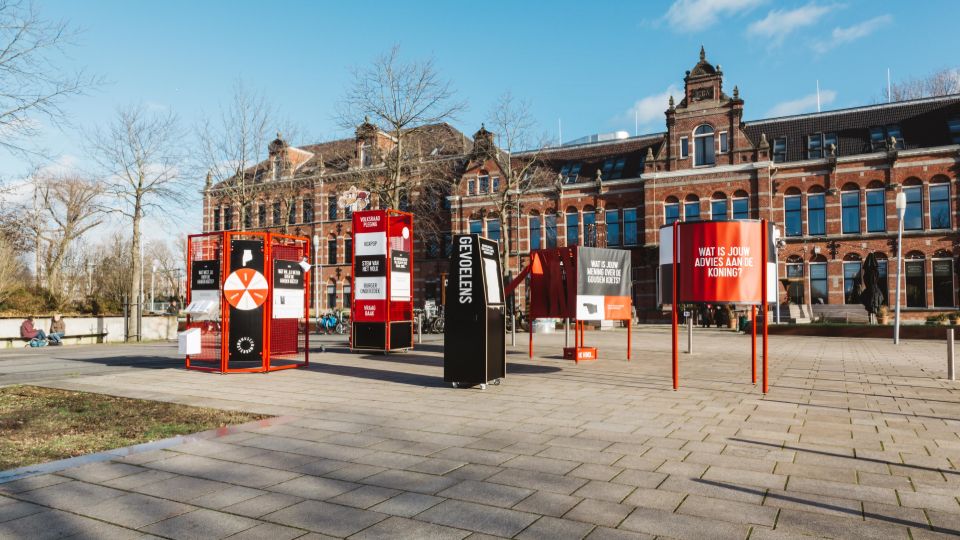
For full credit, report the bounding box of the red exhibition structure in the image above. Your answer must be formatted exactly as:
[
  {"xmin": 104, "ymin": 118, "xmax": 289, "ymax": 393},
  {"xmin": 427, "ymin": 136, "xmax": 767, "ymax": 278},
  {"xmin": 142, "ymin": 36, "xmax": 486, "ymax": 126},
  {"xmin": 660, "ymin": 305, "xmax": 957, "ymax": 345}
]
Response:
[
  {"xmin": 506, "ymin": 246, "xmax": 633, "ymax": 363},
  {"xmin": 350, "ymin": 209, "xmax": 415, "ymax": 352},
  {"xmin": 660, "ymin": 219, "xmax": 774, "ymax": 393},
  {"xmin": 184, "ymin": 231, "xmax": 311, "ymax": 373}
]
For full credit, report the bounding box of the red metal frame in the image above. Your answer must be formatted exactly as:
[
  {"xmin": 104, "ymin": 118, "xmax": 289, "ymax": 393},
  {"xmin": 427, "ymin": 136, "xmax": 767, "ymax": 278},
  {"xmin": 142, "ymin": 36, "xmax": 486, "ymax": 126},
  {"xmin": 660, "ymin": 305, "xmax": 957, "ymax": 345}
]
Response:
[{"xmin": 185, "ymin": 230, "xmax": 310, "ymax": 374}]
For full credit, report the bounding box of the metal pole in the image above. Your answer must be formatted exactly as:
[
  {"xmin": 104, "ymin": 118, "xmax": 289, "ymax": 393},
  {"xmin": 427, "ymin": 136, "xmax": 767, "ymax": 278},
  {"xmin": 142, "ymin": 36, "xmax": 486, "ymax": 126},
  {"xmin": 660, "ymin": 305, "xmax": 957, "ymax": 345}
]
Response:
[
  {"xmin": 510, "ymin": 311, "xmax": 516, "ymax": 346},
  {"xmin": 313, "ymin": 234, "xmax": 321, "ymax": 327},
  {"xmin": 751, "ymin": 304, "xmax": 757, "ymax": 384},
  {"xmin": 564, "ymin": 318, "xmax": 569, "ymax": 348},
  {"xmin": 123, "ymin": 293, "xmax": 128, "ymax": 343},
  {"xmin": 762, "ymin": 220, "xmax": 769, "ymax": 394},
  {"xmin": 417, "ymin": 315, "xmax": 422, "ymax": 344},
  {"xmin": 150, "ymin": 262, "xmax": 156, "ymax": 313},
  {"xmin": 672, "ymin": 221, "xmax": 679, "ymax": 391},
  {"xmin": 948, "ymin": 328, "xmax": 955, "ymax": 381},
  {"xmin": 894, "ymin": 216, "xmax": 904, "ymax": 344},
  {"xmin": 686, "ymin": 315, "xmax": 693, "ymax": 354}
]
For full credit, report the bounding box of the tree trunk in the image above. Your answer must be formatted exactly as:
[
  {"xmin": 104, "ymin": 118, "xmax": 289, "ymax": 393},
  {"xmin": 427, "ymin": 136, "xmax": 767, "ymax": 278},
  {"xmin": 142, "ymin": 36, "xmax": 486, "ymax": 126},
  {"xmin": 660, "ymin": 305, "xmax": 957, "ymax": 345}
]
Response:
[{"xmin": 128, "ymin": 203, "xmax": 142, "ymax": 341}]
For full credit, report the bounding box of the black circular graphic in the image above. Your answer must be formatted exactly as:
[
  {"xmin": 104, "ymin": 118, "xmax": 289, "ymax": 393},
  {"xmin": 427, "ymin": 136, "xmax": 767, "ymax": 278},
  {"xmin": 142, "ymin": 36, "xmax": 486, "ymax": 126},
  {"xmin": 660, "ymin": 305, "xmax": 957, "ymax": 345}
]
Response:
[{"xmin": 236, "ymin": 336, "xmax": 255, "ymax": 354}]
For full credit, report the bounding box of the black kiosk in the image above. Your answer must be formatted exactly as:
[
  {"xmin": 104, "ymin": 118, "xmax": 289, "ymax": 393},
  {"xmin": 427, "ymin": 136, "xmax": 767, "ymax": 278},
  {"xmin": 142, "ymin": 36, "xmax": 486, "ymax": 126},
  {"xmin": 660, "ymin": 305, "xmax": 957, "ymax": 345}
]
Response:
[{"xmin": 444, "ymin": 234, "xmax": 506, "ymax": 389}]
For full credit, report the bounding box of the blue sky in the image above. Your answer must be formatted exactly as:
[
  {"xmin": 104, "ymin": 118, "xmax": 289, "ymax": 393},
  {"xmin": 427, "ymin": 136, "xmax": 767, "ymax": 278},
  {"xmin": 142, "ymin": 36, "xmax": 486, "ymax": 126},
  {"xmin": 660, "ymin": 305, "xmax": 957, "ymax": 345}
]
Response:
[{"xmin": 7, "ymin": 0, "xmax": 958, "ymax": 234}]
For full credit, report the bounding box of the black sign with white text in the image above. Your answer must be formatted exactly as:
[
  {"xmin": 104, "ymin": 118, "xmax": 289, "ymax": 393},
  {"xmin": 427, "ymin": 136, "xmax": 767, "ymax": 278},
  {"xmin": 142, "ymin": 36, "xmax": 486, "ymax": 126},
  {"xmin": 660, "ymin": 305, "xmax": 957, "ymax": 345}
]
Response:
[{"xmin": 192, "ymin": 260, "xmax": 219, "ymax": 290}]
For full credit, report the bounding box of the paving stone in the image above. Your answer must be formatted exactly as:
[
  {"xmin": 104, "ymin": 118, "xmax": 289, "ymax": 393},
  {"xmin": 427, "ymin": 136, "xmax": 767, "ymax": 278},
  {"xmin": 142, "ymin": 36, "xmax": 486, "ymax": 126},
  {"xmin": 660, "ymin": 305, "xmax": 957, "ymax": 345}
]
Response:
[
  {"xmin": 445, "ymin": 464, "xmax": 504, "ymax": 481},
  {"xmin": 102, "ymin": 469, "xmax": 179, "ymax": 490},
  {"xmin": 438, "ymin": 480, "xmax": 534, "ymax": 508},
  {"xmin": 222, "ymin": 492, "xmax": 304, "ymax": 518},
  {"xmin": 225, "ymin": 522, "xmax": 307, "ymax": 540},
  {"xmin": 486, "ymin": 468, "xmax": 588, "ymax": 495},
  {"xmin": 58, "ymin": 462, "xmax": 146, "ymax": 483},
  {"xmin": 897, "ymin": 490, "xmax": 960, "ymax": 513},
  {"xmin": 263, "ymin": 500, "xmax": 386, "ymax": 537},
  {"xmin": 77, "ymin": 492, "xmax": 195, "ymax": 528},
  {"xmin": 622, "ymin": 487, "xmax": 684, "ymax": 511},
  {"xmin": 515, "ymin": 515, "xmax": 595, "ymax": 539},
  {"xmin": 562, "ymin": 494, "xmax": 636, "ymax": 526},
  {"xmin": 620, "ymin": 506, "xmax": 751, "ymax": 540},
  {"xmin": 17, "ymin": 479, "xmax": 126, "ymax": 511},
  {"xmin": 370, "ymin": 492, "xmax": 445, "ymax": 517},
  {"xmin": 142, "ymin": 508, "xmax": 260, "ymax": 539},
  {"xmin": 190, "ymin": 485, "xmax": 264, "ymax": 509},
  {"xmin": 268, "ymin": 475, "xmax": 359, "ymax": 500},
  {"xmin": 327, "ymin": 485, "xmax": 401, "ymax": 509},
  {"xmin": 417, "ymin": 499, "xmax": 538, "ymax": 537},
  {"xmin": 502, "ymin": 455, "xmax": 580, "ymax": 475},
  {"xmin": 324, "ymin": 463, "xmax": 386, "ymax": 481},
  {"xmin": 350, "ymin": 516, "xmax": 470, "ymax": 540},
  {"xmin": 0, "ymin": 474, "xmax": 70, "ymax": 494},
  {"xmin": 365, "ymin": 469, "xmax": 459, "ymax": 494},
  {"xmin": 677, "ymin": 494, "xmax": 778, "ymax": 527},
  {"xmin": 609, "ymin": 469, "xmax": 666, "ymax": 489},
  {"xmin": 774, "ymin": 507, "xmax": 910, "ymax": 540},
  {"xmin": 572, "ymin": 481, "xmax": 635, "ymax": 503},
  {"xmin": 584, "ymin": 526, "xmax": 654, "ymax": 539},
  {"xmin": 134, "ymin": 475, "xmax": 231, "ymax": 502},
  {"xmin": 569, "ymin": 464, "xmax": 624, "ymax": 482},
  {"xmin": 0, "ymin": 499, "xmax": 45, "ymax": 523}
]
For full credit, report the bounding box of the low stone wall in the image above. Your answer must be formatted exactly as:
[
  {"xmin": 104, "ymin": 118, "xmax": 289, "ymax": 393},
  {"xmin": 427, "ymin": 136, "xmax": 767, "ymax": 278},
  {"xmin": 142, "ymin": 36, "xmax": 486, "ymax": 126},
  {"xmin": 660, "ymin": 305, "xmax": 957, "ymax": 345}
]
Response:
[{"xmin": 0, "ymin": 316, "xmax": 178, "ymax": 348}]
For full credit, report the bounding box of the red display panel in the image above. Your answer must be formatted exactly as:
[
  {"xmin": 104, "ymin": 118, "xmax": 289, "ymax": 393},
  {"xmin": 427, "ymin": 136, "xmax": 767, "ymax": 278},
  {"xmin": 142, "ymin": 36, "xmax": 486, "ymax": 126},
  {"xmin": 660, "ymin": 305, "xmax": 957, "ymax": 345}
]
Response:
[
  {"xmin": 676, "ymin": 221, "xmax": 764, "ymax": 304},
  {"xmin": 353, "ymin": 210, "xmax": 389, "ymax": 322}
]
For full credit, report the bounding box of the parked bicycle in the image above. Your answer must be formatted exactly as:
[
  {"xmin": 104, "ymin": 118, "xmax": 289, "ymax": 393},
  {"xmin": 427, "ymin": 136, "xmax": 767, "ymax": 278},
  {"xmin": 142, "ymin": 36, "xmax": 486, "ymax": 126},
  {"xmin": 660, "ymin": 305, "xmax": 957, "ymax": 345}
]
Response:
[{"xmin": 317, "ymin": 310, "xmax": 349, "ymax": 335}]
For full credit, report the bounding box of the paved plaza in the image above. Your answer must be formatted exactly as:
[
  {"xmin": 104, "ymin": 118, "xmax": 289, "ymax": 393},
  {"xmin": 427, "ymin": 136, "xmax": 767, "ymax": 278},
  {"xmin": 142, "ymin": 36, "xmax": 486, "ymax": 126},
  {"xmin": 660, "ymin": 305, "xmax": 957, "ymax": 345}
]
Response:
[{"xmin": 0, "ymin": 327, "xmax": 958, "ymax": 539}]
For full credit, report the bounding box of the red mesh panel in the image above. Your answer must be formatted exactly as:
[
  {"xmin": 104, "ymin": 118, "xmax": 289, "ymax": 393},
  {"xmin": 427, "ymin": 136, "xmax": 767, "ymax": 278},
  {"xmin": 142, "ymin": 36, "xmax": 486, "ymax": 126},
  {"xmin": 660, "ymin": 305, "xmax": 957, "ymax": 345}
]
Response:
[{"xmin": 269, "ymin": 236, "xmax": 309, "ymax": 368}]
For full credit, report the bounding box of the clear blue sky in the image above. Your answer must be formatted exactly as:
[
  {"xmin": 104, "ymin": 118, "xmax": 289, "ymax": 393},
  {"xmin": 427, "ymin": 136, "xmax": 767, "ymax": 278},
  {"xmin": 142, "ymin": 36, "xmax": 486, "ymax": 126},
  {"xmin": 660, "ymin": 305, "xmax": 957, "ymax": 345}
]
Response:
[{"xmin": 8, "ymin": 0, "xmax": 958, "ymax": 232}]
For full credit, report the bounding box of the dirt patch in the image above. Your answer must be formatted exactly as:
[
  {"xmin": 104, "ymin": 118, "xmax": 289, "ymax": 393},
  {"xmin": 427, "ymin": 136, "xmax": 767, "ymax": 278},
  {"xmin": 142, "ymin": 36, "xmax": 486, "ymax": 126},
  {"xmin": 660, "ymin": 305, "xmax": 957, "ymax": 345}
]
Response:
[{"xmin": 0, "ymin": 385, "xmax": 268, "ymax": 470}]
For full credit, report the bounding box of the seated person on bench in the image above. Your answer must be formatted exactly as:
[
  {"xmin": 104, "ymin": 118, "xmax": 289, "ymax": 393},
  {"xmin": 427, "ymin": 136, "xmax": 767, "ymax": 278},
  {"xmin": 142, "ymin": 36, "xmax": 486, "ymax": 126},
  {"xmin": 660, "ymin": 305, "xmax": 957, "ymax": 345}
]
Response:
[
  {"xmin": 49, "ymin": 314, "xmax": 66, "ymax": 343},
  {"xmin": 20, "ymin": 316, "xmax": 60, "ymax": 345}
]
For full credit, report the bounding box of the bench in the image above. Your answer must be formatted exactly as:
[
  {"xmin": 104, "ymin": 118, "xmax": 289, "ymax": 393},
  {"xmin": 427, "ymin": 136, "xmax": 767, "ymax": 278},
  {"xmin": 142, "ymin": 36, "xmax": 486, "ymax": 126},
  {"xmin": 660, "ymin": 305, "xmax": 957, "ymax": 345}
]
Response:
[{"xmin": 1, "ymin": 332, "xmax": 108, "ymax": 348}]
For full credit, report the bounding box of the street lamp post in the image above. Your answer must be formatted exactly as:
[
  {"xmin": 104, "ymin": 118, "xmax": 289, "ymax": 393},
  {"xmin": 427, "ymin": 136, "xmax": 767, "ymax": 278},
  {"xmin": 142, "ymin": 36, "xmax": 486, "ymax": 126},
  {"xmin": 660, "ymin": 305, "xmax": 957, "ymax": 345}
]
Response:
[
  {"xmin": 894, "ymin": 191, "xmax": 907, "ymax": 345},
  {"xmin": 313, "ymin": 234, "xmax": 321, "ymax": 326},
  {"xmin": 150, "ymin": 260, "xmax": 158, "ymax": 312}
]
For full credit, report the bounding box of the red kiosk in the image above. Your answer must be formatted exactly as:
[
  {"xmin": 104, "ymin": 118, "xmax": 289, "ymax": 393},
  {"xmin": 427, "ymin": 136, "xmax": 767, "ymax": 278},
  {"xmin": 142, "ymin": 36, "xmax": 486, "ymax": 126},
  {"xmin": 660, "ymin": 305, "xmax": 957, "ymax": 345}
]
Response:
[
  {"xmin": 350, "ymin": 209, "xmax": 414, "ymax": 352},
  {"xmin": 183, "ymin": 231, "xmax": 311, "ymax": 373},
  {"xmin": 507, "ymin": 246, "xmax": 633, "ymax": 363},
  {"xmin": 660, "ymin": 220, "xmax": 775, "ymax": 392}
]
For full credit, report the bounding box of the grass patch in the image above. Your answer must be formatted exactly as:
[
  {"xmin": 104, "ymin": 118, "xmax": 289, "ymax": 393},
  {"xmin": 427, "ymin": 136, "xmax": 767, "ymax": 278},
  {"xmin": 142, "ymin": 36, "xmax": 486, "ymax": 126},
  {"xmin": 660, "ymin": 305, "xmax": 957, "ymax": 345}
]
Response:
[{"xmin": 0, "ymin": 385, "xmax": 268, "ymax": 470}]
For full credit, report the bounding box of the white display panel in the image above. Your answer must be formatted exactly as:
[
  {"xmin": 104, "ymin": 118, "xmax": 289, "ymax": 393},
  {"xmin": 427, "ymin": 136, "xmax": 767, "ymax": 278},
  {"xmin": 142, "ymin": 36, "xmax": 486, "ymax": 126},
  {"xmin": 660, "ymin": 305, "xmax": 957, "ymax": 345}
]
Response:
[
  {"xmin": 273, "ymin": 289, "xmax": 304, "ymax": 319},
  {"xmin": 355, "ymin": 232, "xmax": 387, "ymax": 256},
  {"xmin": 355, "ymin": 276, "xmax": 386, "ymax": 299},
  {"xmin": 483, "ymin": 258, "xmax": 501, "ymax": 304}
]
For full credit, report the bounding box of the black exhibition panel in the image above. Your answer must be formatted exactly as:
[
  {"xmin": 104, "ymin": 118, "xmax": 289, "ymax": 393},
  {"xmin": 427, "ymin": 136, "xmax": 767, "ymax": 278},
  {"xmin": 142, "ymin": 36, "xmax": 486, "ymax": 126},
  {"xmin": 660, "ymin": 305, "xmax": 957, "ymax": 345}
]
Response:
[
  {"xmin": 227, "ymin": 239, "xmax": 264, "ymax": 368},
  {"xmin": 444, "ymin": 234, "xmax": 506, "ymax": 387}
]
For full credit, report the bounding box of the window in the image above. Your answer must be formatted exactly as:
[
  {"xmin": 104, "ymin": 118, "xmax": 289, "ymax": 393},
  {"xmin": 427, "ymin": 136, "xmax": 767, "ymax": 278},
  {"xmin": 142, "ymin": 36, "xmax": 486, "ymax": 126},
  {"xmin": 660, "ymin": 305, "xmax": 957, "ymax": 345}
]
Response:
[
  {"xmin": 903, "ymin": 186, "xmax": 922, "ymax": 230},
  {"xmin": 930, "ymin": 183, "xmax": 950, "ymax": 229},
  {"xmin": 583, "ymin": 211, "xmax": 596, "ymax": 246},
  {"xmin": 344, "ymin": 237, "xmax": 352, "ymax": 260},
  {"xmin": 810, "ymin": 263, "xmax": 828, "ymax": 304},
  {"xmin": 328, "ymin": 196, "xmax": 338, "ymax": 220},
  {"xmin": 560, "ymin": 162, "xmax": 582, "ymax": 183},
  {"xmin": 343, "ymin": 284, "xmax": 352, "ymax": 309},
  {"xmin": 492, "ymin": 176, "xmax": 500, "ymax": 192},
  {"xmin": 808, "ymin": 193, "xmax": 826, "ymax": 235},
  {"xmin": 467, "ymin": 179, "xmax": 476, "ymax": 195},
  {"xmin": 487, "ymin": 218, "xmax": 500, "ymax": 243},
  {"xmin": 566, "ymin": 211, "xmax": 579, "ymax": 246},
  {"xmin": 711, "ymin": 197, "xmax": 728, "ymax": 220},
  {"xmin": 327, "ymin": 238, "xmax": 337, "ymax": 265},
  {"xmin": 786, "ymin": 262, "xmax": 804, "ymax": 305},
  {"xmin": 719, "ymin": 131, "xmax": 728, "ymax": 154},
  {"xmin": 479, "ymin": 175, "xmax": 489, "ymax": 193},
  {"xmin": 933, "ymin": 259, "xmax": 955, "ymax": 307},
  {"xmin": 359, "ymin": 142, "xmax": 372, "ymax": 167},
  {"xmin": 224, "ymin": 207, "xmax": 233, "ymax": 230},
  {"xmin": 807, "ymin": 133, "xmax": 838, "ymax": 159},
  {"xmin": 258, "ymin": 204, "xmax": 266, "ymax": 227},
  {"xmin": 273, "ymin": 201, "xmax": 281, "ymax": 225},
  {"xmin": 773, "ymin": 137, "xmax": 787, "ymax": 163},
  {"xmin": 442, "ymin": 233, "xmax": 453, "ymax": 257},
  {"xmin": 843, "ymin": 262, "xmax": 862, "ymax": 304},
  {"xmin": 664, "ymin": 199, "xmax": 679, "ymax": 225},
  {"xmin": 623, "ymin": 208, "xmax": 638, "ymax": 245},
  {"xmin": 243, "ymin": 205, "xmax": 252, "ymax": 229},
  {"xmin": 288, "ymin": 200, "xmax": 297, "ymax": 225},
  {"xmin": 327, "ymin": 284, "xmax": 336, "ymax": 309},
  {"xmin": 529, "ymin": 215, "xmax": 542, "ymax": 250},
  {"xmin": 680, "ymin": 137, "xmax": 689, "ymax": 159},
  {"xmin": 824, "ymin": 132, "xmax": 838, "ymax": 155},
  {"xmin": 694, "ymin": 125, "xmax": 715, "ymax": 166},
  {"xmin": 602, "ymin": 157, "xmax": 626, "ymax": 180},
  {"xmin": 870, "ymin": 124, "xmax": 905, "ymax": 150},
  {"xmin": 469, "ymin": 220, "xmax": 482, "ymax": 235},
  {"xmin": 303, "ymin": 199, "xmax": 314, "ymax": 223},
  {"xmin": 606, "ymin": 209, "xmax": 620, "ymax": 246},
  {"xmin": 684, "ymin": 198, "xmax": 700, "ymax": 221},
  {"xmin": 905, "ymin": 260, "xmax": 926, "ymax": 307},
  {"xmin": 784, "ymin": 195, "xmax": 802, "ymax": 236},
  {"xmin": 732, "ymin": 194, "xmax": 749, "ymax": 220},
  {"xmin": 841, "ymin": 189, "xmax": 860, "ymax": 234},
  {"xmin": 866, "ymin": 189, "xmax": 885, "ymax": 232},
  {"xmin": 545, "ymin": 214, "xmax": 558, "ymax": 248},
  {"xmin": 213, "ymin": 208, "xmax": 221, "ymax": 231},
  {"xmin": 949, "ymin": 116, "xmax": 960, "ymax": 144}
]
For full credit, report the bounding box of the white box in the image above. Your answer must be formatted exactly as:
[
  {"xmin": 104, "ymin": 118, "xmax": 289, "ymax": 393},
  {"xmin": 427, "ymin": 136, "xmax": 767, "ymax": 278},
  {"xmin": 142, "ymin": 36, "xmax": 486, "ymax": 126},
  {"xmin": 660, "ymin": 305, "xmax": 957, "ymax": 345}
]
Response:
[{"xmin": 178, "ymin": 328, "xmax": 202, "ymax": 355}]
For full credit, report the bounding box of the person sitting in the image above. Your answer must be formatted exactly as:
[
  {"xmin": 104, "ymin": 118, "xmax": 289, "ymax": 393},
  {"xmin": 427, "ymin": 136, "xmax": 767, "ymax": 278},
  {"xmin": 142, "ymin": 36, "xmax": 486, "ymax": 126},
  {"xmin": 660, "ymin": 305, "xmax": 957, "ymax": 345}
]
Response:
[
  {"xmin": 49, "ymin": 314, "xmax": 65, "ymax": 345},
  {"xmin": 20, "ymin": 316, "xmax": 51, "ymax": 346}
]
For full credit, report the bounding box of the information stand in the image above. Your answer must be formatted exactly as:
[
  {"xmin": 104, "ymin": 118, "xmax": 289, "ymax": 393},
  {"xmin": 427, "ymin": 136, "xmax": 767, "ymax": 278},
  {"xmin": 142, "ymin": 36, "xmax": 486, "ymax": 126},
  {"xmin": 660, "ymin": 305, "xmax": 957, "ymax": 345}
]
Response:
[
  {"xmin": 444, "ymin": 234, "xmax": 505, "ymax": 389},
  {"xmin": 350, "ymin": 209, "xmax": 414, "ymax": 352},
  {"xmin": 184, "ymin": 231, "xmax": 310, "ymax": 373}
]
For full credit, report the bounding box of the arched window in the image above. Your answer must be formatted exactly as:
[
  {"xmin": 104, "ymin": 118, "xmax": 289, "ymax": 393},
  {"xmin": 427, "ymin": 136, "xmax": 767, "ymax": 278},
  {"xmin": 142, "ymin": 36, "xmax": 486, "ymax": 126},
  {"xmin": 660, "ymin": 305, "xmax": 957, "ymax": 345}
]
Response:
[
  {"xmin": 683, "ymin": 194, "xmax": 700, "ymax": 221},
  {"xmin": 711, "ymin": 192, "xmax": 728, "ymax": 221},
  {"xmin": 582, "ymin": 206, "xmax": 597, "ymax": 246},
  {"xmin": 605, "ymin": 205, "xmax": 620, "ymax": 246},
  {"xmin": 545, "ymin": 210, "xmax": 558, "ymax": 248},
  {"xmin": 930, "ymin": 175, "xmax": 951, "ymax": 230},
  {"xmin": 842, "ymin": 253, "xmax": 862, "ymax": 304},
  {"xmin": 664, "ymin": 196, "xmax": 680, "ymax": 225},
  {"xmin": 807, "ymin": 186, "xmax": 826, "ymax": 235},
  {"xmin": 784, "ymin": 188, "xmax": 802, "ymax": 236},
  {"xmin": 903, "ymin": 177, "xmax": 923, "ymax": 231},
  {"xmin": 327, "ymin": 235, "xmax": 338, "ymax": 265},
  {"xmin": 810, "ymin": 254, "xmax": 829, "ymax": 304},
  {"xmin": 841, "ymin": 183, "xmax": 861, "ymax": 234},
  {"xmin": 865, "ymin": 181, "xmax": 886, "ymax": 232},
  {"xmin": 565, "ymin": 207, "xmax": 579, "ymax": 247},
  {"xmin": 904, "ymin": 251, "xmax": 926, "ymax": 307},
  {"xmin": 732, "ymin": 190, "xmax": 749, "ymax": 220},
  {"xmin": 785, "ymin": 254, "xmax": 804, "ymax": 305},
  {"xmin": 694, "ymin": 125, "xmax": 715, "ymax": 166},
  {"xmin": 529, "ymin": 211, "xmax": 542, "ymax": 251}
]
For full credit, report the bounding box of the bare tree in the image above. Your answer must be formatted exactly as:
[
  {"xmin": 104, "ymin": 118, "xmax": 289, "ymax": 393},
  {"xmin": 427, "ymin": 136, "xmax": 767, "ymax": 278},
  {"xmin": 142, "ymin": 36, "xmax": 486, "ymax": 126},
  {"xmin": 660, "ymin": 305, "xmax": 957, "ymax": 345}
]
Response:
[
  {"xmin": 336, "ymin": 45, "xmax": 466, "ymax": 209},
  {"xmin": 196, "ymin": 81, "xmax": 273, "ymax": 231},
  {"xmin": 89, "ymin": 104, "xmax": 184, "ymax": 339},
  {"xmin": 478, "ymin": 93, "xmax": 552, "ymax": 273},
  {"xmin": 0, "ymin": 1, "xmax": 98, "ymax": 154},
  {"xmin": 33, "ymin": 172, "xmax": 103, "ymax": 303},
  {"xmin": 881, "ymin": 67, "xmax": 960, "ymax": 102}
]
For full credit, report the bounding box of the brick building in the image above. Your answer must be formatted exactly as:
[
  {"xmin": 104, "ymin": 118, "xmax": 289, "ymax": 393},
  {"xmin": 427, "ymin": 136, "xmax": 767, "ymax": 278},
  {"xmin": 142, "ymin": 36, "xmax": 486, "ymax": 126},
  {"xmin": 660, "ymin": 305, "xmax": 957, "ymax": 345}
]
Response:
[{"xmin": 203, "ymin": 48, "xmax": 960, "ymax": 320}]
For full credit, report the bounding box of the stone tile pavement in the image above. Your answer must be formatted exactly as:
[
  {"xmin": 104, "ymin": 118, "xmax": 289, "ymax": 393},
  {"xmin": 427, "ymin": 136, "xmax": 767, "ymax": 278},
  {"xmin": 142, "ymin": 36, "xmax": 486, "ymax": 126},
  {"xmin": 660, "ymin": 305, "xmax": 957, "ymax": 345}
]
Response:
[{"xmin": 0, "ymin": 327, "xmax": 958, "ymax": 539}]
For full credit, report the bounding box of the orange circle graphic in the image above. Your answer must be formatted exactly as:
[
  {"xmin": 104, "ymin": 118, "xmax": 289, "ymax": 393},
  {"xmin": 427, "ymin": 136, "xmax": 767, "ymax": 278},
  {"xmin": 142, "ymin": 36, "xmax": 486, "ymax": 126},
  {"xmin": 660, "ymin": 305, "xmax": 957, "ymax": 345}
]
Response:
[{"xmin": 223, "ymin": 268, "xmax": 269, "ymax": 310}]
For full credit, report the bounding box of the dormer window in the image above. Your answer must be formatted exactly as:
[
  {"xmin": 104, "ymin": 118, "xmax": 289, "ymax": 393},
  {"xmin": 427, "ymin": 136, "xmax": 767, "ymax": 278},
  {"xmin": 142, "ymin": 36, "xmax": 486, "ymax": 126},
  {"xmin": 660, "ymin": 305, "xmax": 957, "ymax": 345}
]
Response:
[
  {"xmin": 949, "ymin": 117, "xmax": 960, "ymax": 144},
  {"xmin": 807, "ymin": 133, "xmax": 838, "ymax": 159},
  {"xmin": 492, "ymin": 176, "xmax": 500, "ymax": 192},
  {"xmin": 601, "ymin": 157, "xmax": 626, "ymax": 180},
  {"xmin": 559, "ymin": 162, "xmax": 581, "ymax": 183},
  {"xmin": 870, "ymin": 124, "xmax": 905, "ymax": 151},
  {"xmin": 693, "ymin": 125, "xmax": 715, "ymax": 166},
  {"xmin": 359, "ymin": 142, "xmax": 373, "ymax": 167},
  {"xmin": 467, "ymin": 178, "xmax": 476, "ymax": 195},
  {"xmin": 478, "ymin": 174, "xmax": 490, "ymax": 193},
  {"xmin": 773, "ymin": 137, "xmax": 787, "ymax": 163}
]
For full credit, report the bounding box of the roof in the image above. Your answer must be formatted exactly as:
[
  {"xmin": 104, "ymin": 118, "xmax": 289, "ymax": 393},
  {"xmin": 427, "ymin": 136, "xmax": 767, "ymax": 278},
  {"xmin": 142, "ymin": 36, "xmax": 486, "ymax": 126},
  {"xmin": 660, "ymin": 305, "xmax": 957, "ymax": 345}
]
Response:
[
  {"xmin": 742, "ymin": 93, "xmax": 960, "ymax": 161},
  {"xmin": 519, "ymin": 134, "xmax": 663, "ymax": 183}
]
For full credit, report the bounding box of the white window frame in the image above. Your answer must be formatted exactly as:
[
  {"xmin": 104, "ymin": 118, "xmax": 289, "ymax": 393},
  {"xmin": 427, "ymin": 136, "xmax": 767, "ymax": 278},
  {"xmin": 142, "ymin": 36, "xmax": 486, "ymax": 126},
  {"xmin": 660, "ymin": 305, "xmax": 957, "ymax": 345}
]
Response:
[
  {"xmin": 718, "ymin": 131, "xmax": 728, "ymax": 154},
  {"xmin": 679, "ymin": 137, "xmax": 689, "ymax": 159},
  {"xmin": 693, "ymin": 125, "xmax": 716, "ymax": 167}
]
